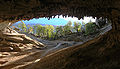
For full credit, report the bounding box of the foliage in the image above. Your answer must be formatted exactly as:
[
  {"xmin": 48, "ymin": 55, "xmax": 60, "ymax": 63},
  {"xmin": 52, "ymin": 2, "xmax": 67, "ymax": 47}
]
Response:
[
  {"xmin": 73, "ymin": 22, "xmax": 82, "ymax": 32},
  {"xmin": 16, "ymin": 20, "xmax": 99, "ymax": 40},
  {"xmin": 17, "ymin": 21, "xmax": 27, "ymax": 32},
  {"xmin": 85, "ymin": 22, "xmax": 98, "ymax": 35},
  {"xmin": 36, "ymin": 25, "xmax": 44, "ymax": 36},
  {"xmin": 27, "ymin": 25, "xmax": 33, "ymax": 33},
  {"xmin": 45, "ymin": 25, "xmax": 55, "ymax": 39},
  {"xmin": 63, "ymin": 21, "xmax": 73, "ymax": 35},
  {"xmin": 54, "ymin": 26, "xmax": 64, "ymax": 39}
]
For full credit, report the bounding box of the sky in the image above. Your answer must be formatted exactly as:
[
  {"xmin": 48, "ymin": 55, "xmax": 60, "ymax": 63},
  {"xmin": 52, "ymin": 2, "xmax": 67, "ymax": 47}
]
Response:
[
  {"xmin": 54, "ymin": 15, "xmax": 96, "ymax": 23},
  {"xmin": 15, "ymin": 15, "xmax": 96, "ymax": 26}
]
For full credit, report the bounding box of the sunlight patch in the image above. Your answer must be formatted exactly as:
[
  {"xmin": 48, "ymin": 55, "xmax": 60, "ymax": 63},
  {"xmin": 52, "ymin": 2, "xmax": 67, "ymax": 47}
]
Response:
[{"xmin": 34, "ymin": 59, "xmax": 41, "ymax": 63}]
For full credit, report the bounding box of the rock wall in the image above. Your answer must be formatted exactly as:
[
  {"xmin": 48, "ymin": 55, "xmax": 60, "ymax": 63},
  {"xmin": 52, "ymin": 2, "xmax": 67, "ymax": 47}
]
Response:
[{"xmin": 0, "ymin": 0, "xmax": 119, "ymax": 22}]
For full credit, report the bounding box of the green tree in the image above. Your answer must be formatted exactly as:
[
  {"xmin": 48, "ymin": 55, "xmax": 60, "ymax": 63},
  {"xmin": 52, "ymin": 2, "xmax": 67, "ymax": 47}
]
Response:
[
  {"xmin": 45, "ymin": 25, "xmax": 55, "ymax": 39},
  {"xmin": 85, "ymin": 22, "xmax": 98, "ymax": 35},
  {"xmin": 49, "ymin": 25, "xmax": 55, "ymax": 39},
  {"xmin": 36, "ymin": 25, "xmax": 44, "ymax": 36},
  {"xmin": 54, "ymin": 26, "xmax": 64, "ymax": 39},
  {"xmin": 73, "ymin": 22, "xmax": 82, "ymax": 32},
  {"xmin": 21, "ymin": 21, "xmax": 27, "ymax": 32},
  {"xmin": 17, "ymin": 21, "xmax": 27, "ymax": 32},
  {"xmin": 63, "ymin": 21, "xmax": 73, "ymax": 35}
]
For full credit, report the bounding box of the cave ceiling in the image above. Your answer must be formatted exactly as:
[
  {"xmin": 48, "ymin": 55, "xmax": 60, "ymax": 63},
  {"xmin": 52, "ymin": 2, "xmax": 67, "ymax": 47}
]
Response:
[{"xmin": 0, "ymin": 0, "xmax": 120, "ymax": 22}]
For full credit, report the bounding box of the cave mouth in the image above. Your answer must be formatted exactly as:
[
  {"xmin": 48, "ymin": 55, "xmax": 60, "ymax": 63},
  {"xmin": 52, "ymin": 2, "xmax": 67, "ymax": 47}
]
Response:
[
  {"xmin": 11, "ymin": 15, "xmax": 112, "ymax": 42},
  {"xmin": 0, "ymin": 0, "xmax": 120, "ymax": 68}
]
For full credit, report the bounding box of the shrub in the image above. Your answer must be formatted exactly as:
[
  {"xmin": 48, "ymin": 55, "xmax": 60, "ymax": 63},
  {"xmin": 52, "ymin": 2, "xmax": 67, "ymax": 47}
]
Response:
[{"xmin": 85, "ymin": 22, "xmax": 98, "ymax": 35}]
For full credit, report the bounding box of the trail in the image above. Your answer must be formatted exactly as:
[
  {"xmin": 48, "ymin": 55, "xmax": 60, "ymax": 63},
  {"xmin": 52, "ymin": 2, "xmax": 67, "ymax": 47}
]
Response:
[
  {"xmin": 40, "ymin": 43, "xmax": 62, "ymax": 57},
  {"xmin": 22, "ymin": 43, "xmax": 63, "ymax": 69}
]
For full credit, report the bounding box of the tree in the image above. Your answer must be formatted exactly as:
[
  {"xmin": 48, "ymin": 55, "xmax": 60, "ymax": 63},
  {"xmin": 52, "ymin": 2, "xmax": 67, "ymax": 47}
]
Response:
[
  {"xmin": 33, "ymin": 25, "xmax": 38, "ymax": 34},
  {"xmin": 54, "ymin": 26, "xmax": 64, "ymax": 39},
  {"xmin": 21, "ymin": 21, "xmax": 27, "ymax": 32},
  {"xmin": 36, "ymin": 25, "xmax": 44, "ymax": 36},
  {"xmin": 48, "ymin": 25, "xmax": 55, "ymax": 39},
  {"xmin": 85, "ymin": 22, "xmax": 98, "ymax": 35},
  {"xmin": 63, "ymin": 21, "xmax": 73, "ymax": 35},
  {"xmin": 17, "ymin": 21, "xmax": 27, "ymax": 32},
  {"xmin": 73, "ymin": 22, "xmax": 82, "ymax": 32},
  {"xmin": 45, "ymin": 25, "xmax": 55, "ymax": 39},
  {"xmin": 67, "ymin": 21, "xmax": 72, "ymax": 26},
  {"xmin": 29, "ymin": 26, "xmax": 33, "ymax": 33},
  {"xmin": 32, "ymin": 24, "xmax": 55, "ymax": 39}
]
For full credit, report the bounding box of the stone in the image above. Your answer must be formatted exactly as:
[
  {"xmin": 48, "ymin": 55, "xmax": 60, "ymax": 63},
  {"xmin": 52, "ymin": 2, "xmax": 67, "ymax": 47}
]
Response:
[
  {"xmin": 22, "ymin": 35, "xmax": 45, "ymax": 47},
  {"xmin": 0, "ymin": 60, "xmax": 8, "ymax": 64},
  {"xmin": 6, "ymin": 37, "xmax": 24, "ymax": 43},
  {"xmin": 10, "ymin": 44, "xmax": 21, "ymax": 52},
  {"xmin": 0, "ymin": 47, "xmax": 13, "ymax": 52}
]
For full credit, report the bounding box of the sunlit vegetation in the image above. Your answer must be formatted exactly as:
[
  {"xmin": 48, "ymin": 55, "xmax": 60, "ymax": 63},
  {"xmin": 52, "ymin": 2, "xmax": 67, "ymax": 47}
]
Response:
[{"xmin": 13, "ymin": 20, "xmax": 100, "ymax": 40}]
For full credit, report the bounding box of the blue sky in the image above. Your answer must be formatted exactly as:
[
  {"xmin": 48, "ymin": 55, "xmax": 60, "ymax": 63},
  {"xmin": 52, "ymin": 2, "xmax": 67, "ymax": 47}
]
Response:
[{"xmin": 15, "ymin": 15, "xmax": 96, "ymax": 26}]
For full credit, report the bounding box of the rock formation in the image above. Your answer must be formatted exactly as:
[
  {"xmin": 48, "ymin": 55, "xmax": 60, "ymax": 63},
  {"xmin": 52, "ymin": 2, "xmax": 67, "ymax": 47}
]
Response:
[
  {"xmin": 0, "ymin": 21, "xmax": 45, "ymax": 52},
  {"xmin": 0, "ymin": 0, "xmax": 120, "ymax": 69}
]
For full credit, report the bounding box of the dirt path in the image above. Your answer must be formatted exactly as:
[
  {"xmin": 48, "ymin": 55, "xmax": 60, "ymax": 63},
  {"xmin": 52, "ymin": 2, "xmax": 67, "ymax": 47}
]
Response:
[
  {"xmin": 0, "ymin": 38, "xmax": 77, "ymax": 69},
  {"xmin": 41, "ymin": 43, "xmax": 62, "ymax": 57}
]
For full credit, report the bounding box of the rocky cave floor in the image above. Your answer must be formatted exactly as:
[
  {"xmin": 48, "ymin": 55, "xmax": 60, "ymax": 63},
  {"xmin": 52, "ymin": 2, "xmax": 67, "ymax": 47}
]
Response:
[{"xmin": 0, "ymin": 24, "xmax": 112, "ymax": 69}]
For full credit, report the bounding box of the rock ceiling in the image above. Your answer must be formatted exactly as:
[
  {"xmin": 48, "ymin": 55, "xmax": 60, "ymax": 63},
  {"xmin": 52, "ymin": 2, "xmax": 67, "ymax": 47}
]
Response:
[{"xmin": 0, "ymin": 0, "xmax": 120, "ymax": 22}]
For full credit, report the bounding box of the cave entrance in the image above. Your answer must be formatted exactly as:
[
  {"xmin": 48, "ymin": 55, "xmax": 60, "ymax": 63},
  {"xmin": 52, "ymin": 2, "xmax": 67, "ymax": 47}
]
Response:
[{"xmin": 11, "ymin": 15, "xmax": 111, "ymax": 42}]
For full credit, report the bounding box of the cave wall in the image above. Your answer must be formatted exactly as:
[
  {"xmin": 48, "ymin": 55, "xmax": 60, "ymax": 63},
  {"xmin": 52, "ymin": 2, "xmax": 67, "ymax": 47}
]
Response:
[
  {"xmin": 0, "ymin": 1, "xmax": 120, "ymax": 69},
  {"xmin": 0, "ymin": 0, "xmax": 120, "ymax": 22}
]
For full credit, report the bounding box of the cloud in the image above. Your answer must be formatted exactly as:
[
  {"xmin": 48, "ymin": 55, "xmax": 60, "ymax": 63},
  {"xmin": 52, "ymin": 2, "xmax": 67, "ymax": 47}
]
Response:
[
  {"xmin": 54, "ymin": 15, "xmax": 96, "ymax": 23},
  {"xmin": 82, "ymin": 17, "xmax": 96, "ymax": 23}
]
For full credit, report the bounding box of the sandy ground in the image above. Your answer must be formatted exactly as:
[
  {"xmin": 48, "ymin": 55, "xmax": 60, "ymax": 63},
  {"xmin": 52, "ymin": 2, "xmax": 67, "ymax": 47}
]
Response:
[{"xmin": 0, "ymin": 38, "xmax": 78, "ymax": 69}]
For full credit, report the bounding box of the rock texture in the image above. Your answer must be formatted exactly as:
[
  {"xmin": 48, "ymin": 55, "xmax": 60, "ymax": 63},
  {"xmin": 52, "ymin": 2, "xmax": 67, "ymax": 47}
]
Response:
[
  {"xmin": 0, "ymin": 0, "xmax": 120, "ymax": 22},
  {"xmin": 0, "ymin": 27, "xmax": 45, "ymax": 52},
  {"xmin": 0, "ymin": 0, "xmax": 120, "ymax": 69}
]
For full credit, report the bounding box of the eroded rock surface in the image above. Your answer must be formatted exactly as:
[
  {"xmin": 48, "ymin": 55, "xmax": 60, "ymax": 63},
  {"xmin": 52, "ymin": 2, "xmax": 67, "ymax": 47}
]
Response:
[{"xmin": 0, "ymin": 26, "xmax": 45, "ymax": 52}]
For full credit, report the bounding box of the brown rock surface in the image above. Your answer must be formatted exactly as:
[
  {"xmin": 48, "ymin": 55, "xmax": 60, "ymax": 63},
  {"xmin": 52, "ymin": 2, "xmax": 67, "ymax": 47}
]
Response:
[
  {"xmin": 6, "ymin": 37, "xmax": 24, "ymax": 43},
  {"xmin": 0, "ymin": 27, "xmax": 45, "ymax": 52},
  {"xmin": 0, "ymin": 0, "xmax": 119, "ymax": 69}
]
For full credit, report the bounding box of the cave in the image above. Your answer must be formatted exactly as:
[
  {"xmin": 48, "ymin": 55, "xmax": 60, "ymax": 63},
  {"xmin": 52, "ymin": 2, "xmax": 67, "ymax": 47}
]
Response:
[{"xmin": 0, "ymin": 0, "xmax": 120, "ymax": 69}]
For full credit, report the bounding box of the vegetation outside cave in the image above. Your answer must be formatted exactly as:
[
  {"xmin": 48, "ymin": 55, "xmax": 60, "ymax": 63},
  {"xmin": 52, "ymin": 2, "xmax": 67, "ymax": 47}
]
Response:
[{"xmin": 11, "ymin": 17, "xmax": 111, "ymax": 42}]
